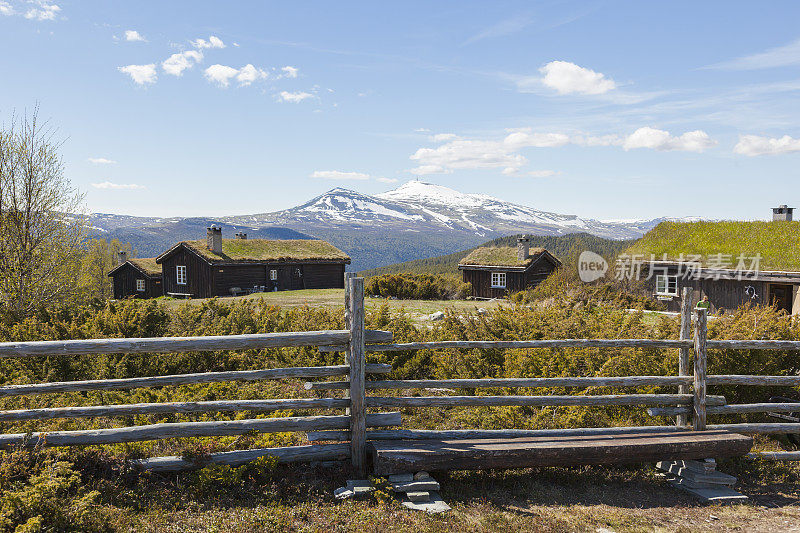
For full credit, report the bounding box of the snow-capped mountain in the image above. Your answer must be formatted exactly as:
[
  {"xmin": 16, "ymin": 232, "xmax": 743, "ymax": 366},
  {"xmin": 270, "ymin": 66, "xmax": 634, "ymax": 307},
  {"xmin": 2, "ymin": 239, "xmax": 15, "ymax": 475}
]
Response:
[
  {"xmin": 90, "ymin": 180, "xmax": 697, "ymax": 270},
  {"xmin": 223, "ymin": 180, "xmax": 674, "ymax": 240}
]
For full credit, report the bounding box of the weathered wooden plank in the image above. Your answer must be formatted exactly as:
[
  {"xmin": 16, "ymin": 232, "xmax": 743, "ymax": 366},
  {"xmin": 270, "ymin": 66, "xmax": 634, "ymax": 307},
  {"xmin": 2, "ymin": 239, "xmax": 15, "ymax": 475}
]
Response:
[
  {"xmin": 364, "ymin": 394, "xmax": 727, "ymax": 408},
  {"xmin": 707, "ymin": 423, "xmax": 800, "ymax": 434},
  {"xmin": 307, "ymin": 425, "xmax": 698, "ymax": 442},
  {"xmin": 693, "ymin": 309, "xmax": 707, "ymax": 431},
  {"xmin": 677, "ymin": 287, "xmax": 693, "ymax": 427},
  {"xmin": 132, "ymin": 444, "xmax": 350, "ymax": 472},
  {"xmin": 357, "ymin": 339, "xmax": 692, "ymax": 352},
  {"xmin": 368, "ymin": 430, "xmax": 753, "ymax": 475},
  {"xmin": 745, "ymin": 451, "xmax": 800, "ymax": 461},
  {"xmin": 0, "ymin": 412, "xmax": 402, "ymax": 448},
  {"xmin": 0, "ymin": 398, "xmax": 351, "ymax": 421},
  {"xmin": 707, "ymin": 340, "xmax": 800, "ymax": 351},
  {"xmin": 305, "ymin": 375, "xmax": 693, "ymax": 391},
  {"xmin": 707, "ymin": 375, "xmax": 800, "ymax": 386},
  {"xmin": 348, "ymin": 277, "xmax": 367, "ymax": 476},
  {"xmin": 0, "ymin": 329, "xmax": 393, "ymax": 359},
  {"xmin": 650, "ymin": 403, "xmax": 800, "ymax": 417},
  {"xmin": 0, "ymin": 364, "xmax": 391, "ymax": 398}
]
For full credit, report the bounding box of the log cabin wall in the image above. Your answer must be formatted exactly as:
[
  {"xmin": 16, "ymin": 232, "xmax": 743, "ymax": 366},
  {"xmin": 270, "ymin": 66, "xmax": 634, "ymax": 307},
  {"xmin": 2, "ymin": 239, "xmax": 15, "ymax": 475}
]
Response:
[
  {"xmin": 111, "ymin": 264, "xmax": 162, "ymax": 299},
  {"xmin": 160, "ymin": 248, "xmax": 214, "ymax": 298}
]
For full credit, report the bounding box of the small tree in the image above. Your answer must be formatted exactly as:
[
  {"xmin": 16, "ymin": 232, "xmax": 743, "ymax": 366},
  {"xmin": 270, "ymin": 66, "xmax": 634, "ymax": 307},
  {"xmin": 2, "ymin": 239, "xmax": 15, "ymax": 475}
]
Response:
[
  {"xmin": 0, "ymin": 110, "xmax": 86, "ymax": 318},
  {"xmin": 78, "ymin": 238, "xmax": 132, "ymax": 300}
]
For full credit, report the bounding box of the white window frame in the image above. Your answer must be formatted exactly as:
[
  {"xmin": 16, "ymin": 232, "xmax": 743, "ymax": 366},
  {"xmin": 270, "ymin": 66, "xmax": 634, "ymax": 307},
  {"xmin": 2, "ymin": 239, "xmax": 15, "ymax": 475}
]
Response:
[
  {"xmin": 270, "ymin": 269, "xmax": 278, "ymax": 281},
  {"xmin": 491, "ymin": 272, "xmax": 507, "ymax": 289},
  {"xmin": 135, "ymin": 279, "xmax": 145, "ymax": 292},
  {"xmin": 176, "ymin": 265, "xmax": 187, "ymax": 285},
  {"xmin": 655, "ymin": 274, "xmax": 678, "ymax": 296}
]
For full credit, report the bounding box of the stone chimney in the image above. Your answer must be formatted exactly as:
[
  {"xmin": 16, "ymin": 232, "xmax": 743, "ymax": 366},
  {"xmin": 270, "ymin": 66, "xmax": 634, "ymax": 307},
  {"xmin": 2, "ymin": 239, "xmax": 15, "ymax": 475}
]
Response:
[
  {"xmin": 207, "ymin": 225, "xmax": 223, "ymax": 254},
  {"xmin": 117, "ymin": 250, "xmax": 127, "ymax": 265},
  {"xmin": 234, "ymin": 232, "xmax": 247, "ymax": 240},
  {"xmin": 517, "ymin": 236, "xmax": 530, "ymax": 261},
  {"xmin": 773, "ymin": 205, "xmax": 794, "ymax": 221}
]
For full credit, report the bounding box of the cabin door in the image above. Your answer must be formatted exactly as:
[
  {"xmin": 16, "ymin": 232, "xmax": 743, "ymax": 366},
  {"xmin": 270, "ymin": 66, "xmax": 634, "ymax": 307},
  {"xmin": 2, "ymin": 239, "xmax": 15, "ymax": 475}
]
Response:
[{"xmin": 769, "ymin": 284, "xmax": 793, "ymax": 314}]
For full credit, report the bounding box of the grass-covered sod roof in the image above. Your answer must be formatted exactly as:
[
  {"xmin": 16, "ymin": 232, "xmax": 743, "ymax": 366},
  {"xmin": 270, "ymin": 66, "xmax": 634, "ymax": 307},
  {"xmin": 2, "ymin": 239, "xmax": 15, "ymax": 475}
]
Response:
[
  {"xmin": 459, "ymin": 246, "xmax": 547, "ymax": 267},
  {"xmin": 181, "ymin": 239, "xmax": 350, "ymax": 263},
  {"xmin": 623, "ymin": 221, "xmax": 800, "ymax": 272},
  {"xmin": 129, "ymin": 258, "xmax": 162, "ymax": 276}
]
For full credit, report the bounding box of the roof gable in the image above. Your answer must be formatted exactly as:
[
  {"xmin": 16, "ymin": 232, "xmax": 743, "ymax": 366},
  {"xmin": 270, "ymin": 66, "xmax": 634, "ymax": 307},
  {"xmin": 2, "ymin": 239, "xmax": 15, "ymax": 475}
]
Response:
[
  {"xmin": 108, "ymin": 258, "xmax": 161, "ymax": 277},
  {"xmin": 623, "ymin": 220, "xmax": 800, "ymax": 272},
  {"xmin": 458, "ymin": 246, "xmax": 558, "ymax": 269},
  {"xmin": 157, "ymin": 239, "xmax": 350, "ymax": 264}
]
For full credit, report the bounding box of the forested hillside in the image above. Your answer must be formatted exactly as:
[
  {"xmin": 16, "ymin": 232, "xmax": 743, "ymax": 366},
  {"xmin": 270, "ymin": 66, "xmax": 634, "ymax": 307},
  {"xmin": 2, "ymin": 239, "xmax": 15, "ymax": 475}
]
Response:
[{"xmin": 360, "ymin": 232, "xmax": 637, "ymax": 277}]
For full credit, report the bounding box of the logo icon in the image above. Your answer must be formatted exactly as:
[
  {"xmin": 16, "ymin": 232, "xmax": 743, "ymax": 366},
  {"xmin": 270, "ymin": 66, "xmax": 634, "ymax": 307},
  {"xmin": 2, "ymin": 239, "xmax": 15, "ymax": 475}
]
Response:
[{"xmin": 578, "ymin": 251, "xmax": 608, "ymax": 283}]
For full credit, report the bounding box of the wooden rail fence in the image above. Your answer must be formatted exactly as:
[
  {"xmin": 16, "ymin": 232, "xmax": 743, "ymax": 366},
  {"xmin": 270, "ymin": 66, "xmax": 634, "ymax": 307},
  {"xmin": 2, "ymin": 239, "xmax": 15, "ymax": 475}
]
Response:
[{"xmin": 2, "ymin": 280, "xmax": 800, "ymax": 473}]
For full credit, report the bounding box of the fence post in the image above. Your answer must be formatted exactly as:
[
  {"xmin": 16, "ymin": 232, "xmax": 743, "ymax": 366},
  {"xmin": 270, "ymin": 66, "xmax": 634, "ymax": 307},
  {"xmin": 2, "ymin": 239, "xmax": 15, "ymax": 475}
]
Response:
[
  {"xmin": 343, "ymin": 272, "xmax": 355, "ymax": 416},
  {"xmin": 347, "ymin": 276, "xmax": 367, "ymax": 475},
  {"xmin": 693, "ymin": 308, "xmax": 707, "ymax": 431},
  {"xmin": 677, "ymin": 287, "xmax": 693, "ymax": 427}
]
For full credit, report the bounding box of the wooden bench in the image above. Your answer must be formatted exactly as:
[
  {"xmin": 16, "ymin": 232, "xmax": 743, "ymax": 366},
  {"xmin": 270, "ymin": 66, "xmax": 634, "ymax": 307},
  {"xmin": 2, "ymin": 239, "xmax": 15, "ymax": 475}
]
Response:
[{"xmin": 368, "ymin": 429, "xmax": 753, "ymax": 475}]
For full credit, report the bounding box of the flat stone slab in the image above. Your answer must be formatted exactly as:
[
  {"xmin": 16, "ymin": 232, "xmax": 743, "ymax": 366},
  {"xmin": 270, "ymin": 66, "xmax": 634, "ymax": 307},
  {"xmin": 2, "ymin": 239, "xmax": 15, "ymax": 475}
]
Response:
[
  {"xmin": 407, "ymin": 491, "xmax": 431, "ymax": 502},
  {"xmin": 668, "ymin": 480, "xmax": 748, "ymax": 503},
  {"xmin": 392, "ymin": 480, "xmax": 440, "ymax": 492},
  {"xmin": 657, "ymin": 463, "xmax": 736, "ymax": 485},
  {"xmin": 369, "ymin": 430, "xmax": 753, "ymax": 476},
  {"xmin": 401, "ymin": 491, "xmax": 451, "ymax": 513}
]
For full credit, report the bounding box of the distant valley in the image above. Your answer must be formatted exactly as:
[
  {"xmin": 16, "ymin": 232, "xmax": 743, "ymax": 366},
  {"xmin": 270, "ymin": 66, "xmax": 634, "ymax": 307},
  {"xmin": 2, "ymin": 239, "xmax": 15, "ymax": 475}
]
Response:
[{"xmin": 89, "ymin": 181, "xmax": 697, "ymax": 271}]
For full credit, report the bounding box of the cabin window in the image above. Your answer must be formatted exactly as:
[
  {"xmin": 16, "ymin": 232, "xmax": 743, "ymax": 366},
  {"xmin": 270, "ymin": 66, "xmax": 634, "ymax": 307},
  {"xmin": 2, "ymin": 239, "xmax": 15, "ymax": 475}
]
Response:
[
  {"xmin": 270, "ymin": 269, "xmax": 278, "ymax": 281},
  {"xmin": 176, "ymin": 265, "xmax": 187, "ymax": 285},
  {"xmin": 656, "ymin": 274, "xmax": 678, "ymax": 295},
  {"xmin": 491, "ymin": 272, "xmax": 506, "ymax": 288},
  {"xmin": 135, "ymin": 279, "xmax": 145, "ymax": 292}
]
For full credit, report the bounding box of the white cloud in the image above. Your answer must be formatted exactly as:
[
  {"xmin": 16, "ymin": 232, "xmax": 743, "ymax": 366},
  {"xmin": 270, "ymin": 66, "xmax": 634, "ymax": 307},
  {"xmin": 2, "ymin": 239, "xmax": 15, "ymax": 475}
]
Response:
[
  {"xmin": 278, "ymin": 90, "xmax": 314, "ymax": 103},
  {"xmin": 280, "ymin": 66, "xmax": 298, "ymax": 78},
  {"xmin": 203, "ymin": 64, "xmax": 239, "ymax": 87},
  {"xmin": 24, "ymin": 1, "xmax": 59, "ymax": 20},
  {"xmin": 376, "ymin": 177, "xmax": 399, "ymax": 183},
  {"xmin": 539, "ymin": 60, "xmax": 616, "ymax": 95},
  {"xmin": 124, "ymin": 30, "xmax": 146, "ymax": 42},
  {"xmin": 734, "ymin": 134, "xmax": 800, "ymax": 156},
  {"xmin": 88, "ymin": 157, "xmax": 116, "ymax": 165},
  {"xmin": 91, "ymin": 181, "xmax": 145, "ymax": 190},
  {"xmin": 236, "ymin": 64, "xmax": 268, "ymax": 86},
  {"xmin": 192, "ymin": 35, "xmax": 225, "ymax": 49},
  {"xmin": 311, "ymin": 170, "xmax": 370, "ymax": 180},
  {"xmin": 410, "ymin": 139, "xmax": 527, "ymax": 175},
  {"xmin": 622, "ymin": 127, "xmax": 717, "ymax": 152},
  {"xmin": 503, "ymin": 129, "xmax": 570, "ymax": 148},
  {"xmin": 162, "ymin": 50, "xmax": 203, "ymax": 76},
  {"xmin": 505, "ymin": 169, "xmax": 561, "ymax": 178},
  {"xmin": 706, "ymin": 38, "xmax": 800, "ymax": 70},
  {"xmin": 431, "ymin": 133, "xmax": 459, "ymax": 142},
  {"xmin": 0, "ymin": 1, "xmax": 14, "ymax": 15},
  {"xmin": 414, "ymin": 128, "xmax": 431, "ymax": 133},
  {"xmin": 118, "ymin": 64, "xmax": 157, "ymax": 85}
]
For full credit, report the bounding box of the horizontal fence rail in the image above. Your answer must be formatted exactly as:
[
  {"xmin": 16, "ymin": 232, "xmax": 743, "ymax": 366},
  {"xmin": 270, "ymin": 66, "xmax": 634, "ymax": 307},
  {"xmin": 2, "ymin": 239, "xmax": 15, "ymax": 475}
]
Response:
[
  {"xmin": 306, "ymin": 375, "xmax": 693, "ymax": 391},
  {"xmin": 707, "ymin": 340, "xmax": 800, "ymax": 351},
  {"xmin": 0, "ymin": 398, "xmax": 353, "ymax": 422},
  {"xmin": 649, "ymin": 403, "xmax": 800, "ymax": 417},
  {"xmin": 132, "ymin": 443, "xmax": 352, "ymax": 472},
  {"xmin": 0, "ymin": 364, "xmax": 391, "ymax": 398},
  {"xmin": 0, "ymin": 412, "xmax": 402, "ymax": 448},
  {"xmin": 320, "ymin": 338, "xmax": 692, "ymax": 353},
  {"xmin": 0, "ymin": 329, "xmax": 393, "ymax": 358},
  {"xmin": 307, "ymin": 425, "xmax": 697, "ymax": 442},
  {"xmin": 363, "ymin": 394, "xmax": 726, "ymax": 408}
]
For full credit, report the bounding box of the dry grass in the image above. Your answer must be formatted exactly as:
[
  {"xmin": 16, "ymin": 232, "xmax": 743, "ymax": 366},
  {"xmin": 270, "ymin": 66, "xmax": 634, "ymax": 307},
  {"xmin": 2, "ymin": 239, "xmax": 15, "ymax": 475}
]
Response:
[{"xmin": 129, "ymin": 257, "xmax": 162, "ymax": 275}]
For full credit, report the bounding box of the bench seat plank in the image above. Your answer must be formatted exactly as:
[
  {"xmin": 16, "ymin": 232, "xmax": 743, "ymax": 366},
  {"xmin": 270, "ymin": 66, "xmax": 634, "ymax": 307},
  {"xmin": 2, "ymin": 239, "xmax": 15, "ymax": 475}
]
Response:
[{"xmin": 368, "ymin": 429, "xmax": 753, "ymax": 475}]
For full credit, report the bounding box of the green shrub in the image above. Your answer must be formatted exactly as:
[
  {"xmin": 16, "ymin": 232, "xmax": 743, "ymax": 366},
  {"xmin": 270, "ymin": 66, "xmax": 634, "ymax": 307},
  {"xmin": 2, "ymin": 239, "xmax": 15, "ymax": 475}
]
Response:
[{"xmin": 365, "ymin": 273, "xmax": 471, "ymax": 300}]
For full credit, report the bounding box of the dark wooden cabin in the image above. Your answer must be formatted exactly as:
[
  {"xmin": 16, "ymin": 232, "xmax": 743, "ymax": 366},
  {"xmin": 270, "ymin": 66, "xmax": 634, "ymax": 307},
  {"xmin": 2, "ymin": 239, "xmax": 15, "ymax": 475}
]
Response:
[
  {"xmin": 623, "ymin": 207, "xmax": 800, "ymax": 315},
  {"xmin": 155, "ymin": 227, "xmax": 350, "ymax": 299},
  {"xmin": 458, "ymin": 237, "xmax": 561, "ymax": 299},
  {"xmin": 108, "ymin": 253, "xmax": 163, "ymax": 299}
]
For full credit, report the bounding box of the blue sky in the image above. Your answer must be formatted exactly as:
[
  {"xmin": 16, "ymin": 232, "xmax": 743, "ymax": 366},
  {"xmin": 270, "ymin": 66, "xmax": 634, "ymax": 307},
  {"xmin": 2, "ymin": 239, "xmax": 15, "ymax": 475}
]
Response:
[{"xmin": 1, "ymin": 1, "xmax": 799, "ymax": 220}]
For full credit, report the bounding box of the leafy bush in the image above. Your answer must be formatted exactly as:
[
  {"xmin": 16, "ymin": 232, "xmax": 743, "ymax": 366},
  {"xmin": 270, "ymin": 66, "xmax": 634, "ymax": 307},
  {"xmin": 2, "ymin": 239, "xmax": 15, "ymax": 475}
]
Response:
[{"xmin": 365, "ymin": 273, "xmax": 471, "ymax": 300}]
